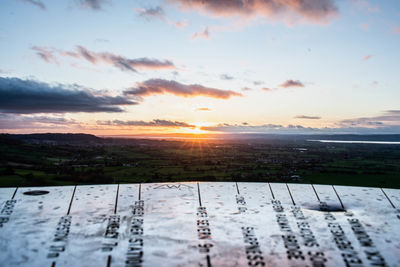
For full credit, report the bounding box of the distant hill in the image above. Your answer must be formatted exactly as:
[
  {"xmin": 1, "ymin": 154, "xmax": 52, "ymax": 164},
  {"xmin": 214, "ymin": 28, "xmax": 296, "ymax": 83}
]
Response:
[{"xmin": 2, "ymin": 133, "xmax": 103, "ymax": 144}]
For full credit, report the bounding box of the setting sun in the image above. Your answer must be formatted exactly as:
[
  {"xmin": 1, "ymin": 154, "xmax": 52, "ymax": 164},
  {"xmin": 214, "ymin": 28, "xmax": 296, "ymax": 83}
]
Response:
[{"xmin": 185, "ymin": 122, "xmax": 212, "ymax": 134}]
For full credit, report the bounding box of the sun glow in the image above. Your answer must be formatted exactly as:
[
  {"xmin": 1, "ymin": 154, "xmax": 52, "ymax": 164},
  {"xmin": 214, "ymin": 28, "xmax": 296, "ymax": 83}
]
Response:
[{"xmin": 186, "ymin": 122, "xmax": 212, "ymax": 134}]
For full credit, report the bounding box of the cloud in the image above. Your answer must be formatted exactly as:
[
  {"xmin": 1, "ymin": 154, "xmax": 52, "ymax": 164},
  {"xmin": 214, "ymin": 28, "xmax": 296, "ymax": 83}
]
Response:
[
  {"xmin": 220, "ymin": 74, "xmax": 234, "ymax": 80},
  {"xmin": 31, "ymin": 46, "xmax": 59, "ymax": 64},
  {"xmin": 14, "ymin": 0, "xmax": 46, "ymax": 10},
  {"xmin": 74, "ymin": 46, "xmax": 175, "ymax": 71},
  {"xmin": 253, "ymin": 81, "xmax": 263, "ymax": 86},
  {"xmin": 77, "ymin": 0, "xmax": 108, "ymax": 10},
  {"xmin": 262, "ymin": 87, "xmax": 271, "ymax": 92},
  {"xmin": 198, "ymin": 111, "xmax": 400, "ymax": 134},
  {"xmin": 200, "ymin": 123, "xmax": 305, "ymax": 133},
  {"xmin": 242, "ymin": 87, "xmax": 252, "ymax": 91},
  {"xmin": 95, "ymin": 38, "xmax": 109, "ymax": 43},
  {"xmin": 338, "ymin": 110, "xmax": 400, "ymax": 127},
  {"xmin": 97, "ymin": 119, "xmax": 195, "ymax": 128},
  {"xmin": 363, "ymin": 54, "xmax": 372, "ymax": 61},
  {"xmin": 134, "ymin": 6, "xmax": 189, "ymax": 29},
  {"xmin": 280, "ymin": 79, "xmax": 304, "ymax": 88},
  {"xmin": 295, "ymin": 115, "xmax": 321, "ymax": 119},
  {"xmin": 124, "ymin": 79, "xmax": 242, "ymax": 99},
  {"xmin": 172, "ymin": 19, "xmax": 189, "ymax": 29},
  {"xmin": 393, "ymin": 26, "xmax": 400, "ymax": 35},
  {"xmin": 167, "ymin": 0, "xmax": 338, "ymax": 24},
  {"xmin": 355, "ymin": 0, "xmax": 380, "ymax": 13},
  {"xmin": 0, "ymin": 114, "xmax": 78, "ymax": 129},
  {"xmin": 360, "ymin": 23, "xmax": 369, "ymax": 30},
  {"xmin": 135, "ymin": 6, "xmax": 165, "ymax": 20},
  {"xmin": 196, "ymin": 107, "xmax": 211, "ymax": 111},
  {"xmin": 192, "ymin": 27, "xmax": 210, "ymax": 40},
  {"xmin": 0, "ymin": 77, "xmax": 136, "ymax": 114},
  {"xmin": 32, "ymin": 46, "xmax": 176, "ymax": 72},
  {"xmin": 200, "ymin": 122, "xmax": 400, "ymax": 134}
]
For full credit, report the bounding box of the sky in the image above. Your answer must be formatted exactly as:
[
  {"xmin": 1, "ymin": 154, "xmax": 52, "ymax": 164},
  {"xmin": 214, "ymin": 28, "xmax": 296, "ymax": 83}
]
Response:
[{"xmin": 0, "ymin": 0, "xmax": 400, "ymax": 135}]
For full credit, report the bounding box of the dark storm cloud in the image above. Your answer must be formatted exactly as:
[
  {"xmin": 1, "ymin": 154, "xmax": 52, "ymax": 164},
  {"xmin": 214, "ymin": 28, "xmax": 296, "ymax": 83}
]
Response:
[
  {"xmin": 124, "ymin": 79, "xmax": 242, "ymax": 99},
  {"xmin": 280, "ymin": 79, "xmax": 304, "ymax": 88},
  {"xmin": 32, "ymin": 46, "xmax": 176, "ymax": 72},
  {"xmin": 15, "ymin": 0, "xmax": 46, "ymax": 10},
  {"xmin": 295, "ymin": 115, "xmax": 321, "ymax": 119},
  {"xmin": 0, "ymin": 77, "xmax": 136, "ymax": 114},
  {"xmin": 167, "ymin": 0, "xmax": 338, "ymax": 24},
  {"xmin": 97, "ymin": 119, "xmax": 195, "ymax": 128}
]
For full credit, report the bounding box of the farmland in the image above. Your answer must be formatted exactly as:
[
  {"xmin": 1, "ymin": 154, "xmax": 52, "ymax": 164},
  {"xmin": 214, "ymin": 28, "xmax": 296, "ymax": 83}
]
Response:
[{"xmin": 1, "ymin": 134, "xmax": 399, "ymax": 188}]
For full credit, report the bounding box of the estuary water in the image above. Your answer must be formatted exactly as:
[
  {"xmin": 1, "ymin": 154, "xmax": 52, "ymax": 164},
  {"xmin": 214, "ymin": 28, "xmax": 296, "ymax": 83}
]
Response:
[{"xmin": 308, "ymin": 140, "xmax": 400, "ymax": 145}]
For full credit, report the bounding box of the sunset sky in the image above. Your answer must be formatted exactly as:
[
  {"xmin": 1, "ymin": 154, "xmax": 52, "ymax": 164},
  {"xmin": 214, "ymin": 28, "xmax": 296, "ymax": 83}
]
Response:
[{"xmin": 1, "ymin": 0, "xmax": 400, "ymax": 135}]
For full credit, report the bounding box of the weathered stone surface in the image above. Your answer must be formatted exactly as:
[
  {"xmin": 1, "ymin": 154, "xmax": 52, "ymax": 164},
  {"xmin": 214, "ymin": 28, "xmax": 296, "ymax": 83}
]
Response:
[{"xmin": 0, "ymin": 182, "xmax": 399, "ymax": 266}]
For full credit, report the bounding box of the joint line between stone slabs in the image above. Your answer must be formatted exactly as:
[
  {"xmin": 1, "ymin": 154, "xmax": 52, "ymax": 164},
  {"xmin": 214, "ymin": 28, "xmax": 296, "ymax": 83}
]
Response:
[
  {"xmin": 206, "ymin": 255, "xmax": 211, "ymax": 267},
  {"xmin": 286, "ymin": 183, "xmax": 296, "ymax": 206},
  {"xmin": 67, "ymin": 185, "xmax": 77, "ymax": 215},
  {"xmin": 114, "ymin": 184, "xmax": 120, "ymax": 214},
  {"xmin": 332, "ymin": 185, "xmax": 345, "ymax": 210},
  {"xmin": 235, "ymin": 182, "xmax": 240, "ymax": 195},
  {"xmin": 197, "ymin": 182, "xmax": 202, "ymax": 207},
  {"xmin": 11, "ymin": 187, "xmax": 18, "ymax": 199},
  {"xmin": 311, "ymin": 184, "xmax": 321, "ymax": 202},
  {"xmin": 268, "ymin": 182, "xmax": 275, "ymax": 200},
  {"xmin": 106, "ymin": 255, "xmax": 112, "ymax": 267},
  {"xmin": 380, "ymin": 188, "xmax": 396, "ymax": 209},
  {"xmin": 138, "ymin": 183, "xmax": 142, "ymax": 201}
]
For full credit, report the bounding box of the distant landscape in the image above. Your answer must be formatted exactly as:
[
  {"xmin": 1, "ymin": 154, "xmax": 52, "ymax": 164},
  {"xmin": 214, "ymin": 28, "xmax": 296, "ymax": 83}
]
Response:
[{"xmin": 1, "ymin": 133, "xmax": 399, "ymax": 189}]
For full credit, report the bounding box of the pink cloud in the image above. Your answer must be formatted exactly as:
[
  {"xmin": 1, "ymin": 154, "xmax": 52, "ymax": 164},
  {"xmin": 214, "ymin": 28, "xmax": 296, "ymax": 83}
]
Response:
[
  {"xmin": 363, "ymin": 54, "xmax": 372, "ymax": 61},
  {"xmin": 171, "ymin": 19, "xmax": 189, "ymax": 29},
  {"xmin": 31, "ymin": 46, "xmax": 59, "ymax": 65},
  {"xmin": 191, "ymin": 27, "xmax": 210, "ymax": 40},
  {"xmin": 124, "ymin": 79, "xmax": 242, "ymax": 99},
  {"xmin": 167, "ymin": 0, "xmax": 338, "ymax": 24},
  {"xmin": 360, "ymin": 23, "xmax": 369, "ymax": 30},
  {"xmin": 32, "ymin": 46, "xmax": 176, "ymax": 72},
  {"xmin": 280, "ymin": 79, "xmax": 304, "ymax": 88}
]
